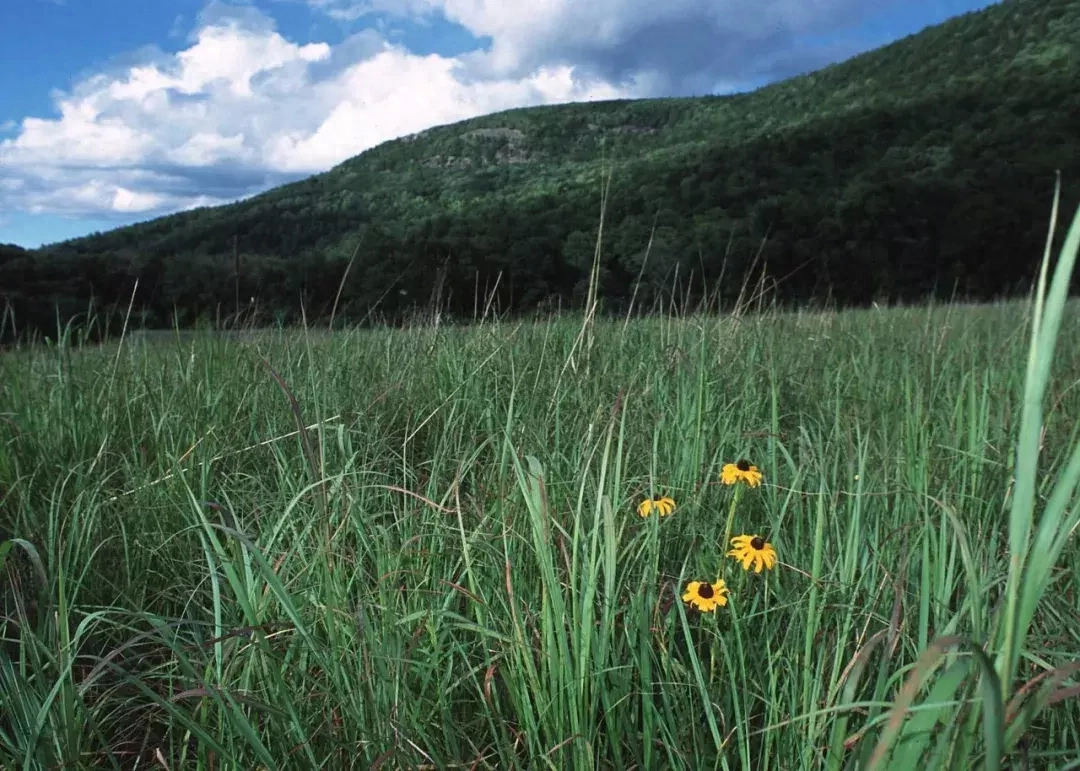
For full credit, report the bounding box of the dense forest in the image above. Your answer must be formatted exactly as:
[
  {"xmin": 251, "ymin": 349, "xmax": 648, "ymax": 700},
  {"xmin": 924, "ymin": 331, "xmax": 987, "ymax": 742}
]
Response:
[{"xmin": 2, "ymin": 0, "xmax": 1079, "ymax": 339}]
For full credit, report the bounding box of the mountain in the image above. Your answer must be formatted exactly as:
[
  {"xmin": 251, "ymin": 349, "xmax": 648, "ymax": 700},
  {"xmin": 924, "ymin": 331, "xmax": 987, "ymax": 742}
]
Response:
[{"xmin": 2, "ymin": 0, "xmax": 1078, "ymax": 337}]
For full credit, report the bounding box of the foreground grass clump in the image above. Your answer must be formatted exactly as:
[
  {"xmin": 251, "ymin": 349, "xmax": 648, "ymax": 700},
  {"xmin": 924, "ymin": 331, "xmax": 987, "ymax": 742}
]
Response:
[{"xmin": 3, "ymin": 215, "xmax": 1080, "ymax": 769}]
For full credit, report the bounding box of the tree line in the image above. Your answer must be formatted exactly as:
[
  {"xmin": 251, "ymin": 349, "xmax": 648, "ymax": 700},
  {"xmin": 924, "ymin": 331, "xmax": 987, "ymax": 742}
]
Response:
[{"xmin": 2, "ymin": 0, "xmax": 1077, "ymax": 341}]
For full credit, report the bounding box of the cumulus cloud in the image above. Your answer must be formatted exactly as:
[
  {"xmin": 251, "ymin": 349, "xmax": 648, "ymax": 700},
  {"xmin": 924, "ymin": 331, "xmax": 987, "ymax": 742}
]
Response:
[
  {"xmin": 307, "ymin": 0, "xmax": 902, "ymax": 93},
  {"xmin": 0, "ymin": 4, "xmax": 636, "ymax": 220},
  {"xmin": 6, "ymin": 164, "xmax": 239, "ymax": 217}
]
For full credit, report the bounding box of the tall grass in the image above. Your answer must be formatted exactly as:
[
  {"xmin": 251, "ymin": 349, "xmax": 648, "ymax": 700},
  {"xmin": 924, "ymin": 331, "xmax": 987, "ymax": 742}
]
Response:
[{"xmin": 2, "ymin": 208, "xmax": 1080, "ymax": 769}]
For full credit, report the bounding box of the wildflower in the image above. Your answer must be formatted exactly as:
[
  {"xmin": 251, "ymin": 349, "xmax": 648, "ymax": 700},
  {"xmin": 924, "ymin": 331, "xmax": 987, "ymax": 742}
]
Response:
[
  {"xmin": 638, "ymin": 494, "xmax": 676, "ymax": 518},
  {"xmin": 721, "ymin": 459, "xmax": 763, "ymax": 487},
  {"xmin": 682, "ymin": 580, "xmax": 729, "ymax": 613},
  {"xmin": 728, "ymin": 535, "xmax": 778, "ymax": 573}
]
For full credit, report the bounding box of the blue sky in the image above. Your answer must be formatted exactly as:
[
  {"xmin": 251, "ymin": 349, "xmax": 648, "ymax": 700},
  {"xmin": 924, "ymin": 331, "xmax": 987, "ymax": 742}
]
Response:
[{"xmin": 0, "ymin": 0, "xmax": 997, "ymax": 249}]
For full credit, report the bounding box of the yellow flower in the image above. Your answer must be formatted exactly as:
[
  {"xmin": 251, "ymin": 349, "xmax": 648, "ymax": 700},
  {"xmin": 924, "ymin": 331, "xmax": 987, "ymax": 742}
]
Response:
[
  {"xmin": 728, "ymin": 535, "xmax": 778, "ymax": 573},
  {"xmin": 721, "ymin": 459, "xmax": 763, "ymax": 487},
  {"xmin": 682, "ymin": 580, "xmax": 729, "ymax": 612},
  {"xmin": 638, "ymin": 494, "xmax": 676, "ymax": 518}
]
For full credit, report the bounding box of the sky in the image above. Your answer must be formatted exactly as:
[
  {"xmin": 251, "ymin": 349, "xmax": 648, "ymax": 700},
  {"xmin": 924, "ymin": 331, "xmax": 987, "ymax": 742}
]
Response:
[{"xmin": 0, "ymin": 0, "xmax": 998, "ymax": 249}]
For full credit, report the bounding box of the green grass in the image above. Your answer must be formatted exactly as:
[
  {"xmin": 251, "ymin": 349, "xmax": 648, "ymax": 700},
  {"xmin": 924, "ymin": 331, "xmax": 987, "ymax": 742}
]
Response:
[{"xmin": 2, "ymin": 209, "xmax": 1080, "ymax": 769}]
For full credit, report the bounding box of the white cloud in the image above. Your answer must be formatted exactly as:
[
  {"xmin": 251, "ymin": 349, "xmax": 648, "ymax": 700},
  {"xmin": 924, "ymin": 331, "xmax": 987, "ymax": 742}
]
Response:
[
  {"xmin": 172, "ymin": 22, "xmax": 331, "ymax": 97},
  {"xmin": 309, "ymin": 0, "xmax": 898, "ymax": 91},
  {"xmin": 11, "ymin": 104, "xmax": 158, "ymax": 168},
  {"xmin": 0, "ymin": 7, "xmax": 636, "ymax": 220},
  {"xmin": 168, "ymin": 132, "xmax": 252, "ymax": 166},
  {"xmin": 7, "ymin": 166, "xmax": 232, "ymax": 217}
]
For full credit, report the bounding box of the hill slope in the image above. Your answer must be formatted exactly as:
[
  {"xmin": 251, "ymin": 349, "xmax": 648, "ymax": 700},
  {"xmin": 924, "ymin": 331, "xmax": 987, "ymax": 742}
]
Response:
[{"xmin": 2, "ymin": 0, "xmax": 1079, "ymax": 335}]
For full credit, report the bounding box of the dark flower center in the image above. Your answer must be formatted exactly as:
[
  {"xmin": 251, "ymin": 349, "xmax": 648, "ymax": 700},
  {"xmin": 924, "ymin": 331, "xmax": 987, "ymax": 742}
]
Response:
[
  {"xmin": 751, "ymin": 536, "xmax": 766, "ymax": 550},
  {"xmin": 653, "ymin": 495, "xmax": 664, "ymax": 502},
  {"xmin": 736, "ymin": 459, "xmax": 751, "ymax": 471},
  {"xmin": 698, "ymin": 584, "xmax": 715, "ymax": 599}
]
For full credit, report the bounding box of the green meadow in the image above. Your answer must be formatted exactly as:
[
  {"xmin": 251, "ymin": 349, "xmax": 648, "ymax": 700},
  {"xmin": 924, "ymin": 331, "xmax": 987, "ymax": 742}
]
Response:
[{"xmin": 3, "ymin": 207, "xmax": 1080, "ymax": 769}]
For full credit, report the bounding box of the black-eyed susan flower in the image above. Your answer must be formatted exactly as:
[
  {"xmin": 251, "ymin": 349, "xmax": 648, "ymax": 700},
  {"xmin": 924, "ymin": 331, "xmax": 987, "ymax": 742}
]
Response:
[
  {"xmin": 721, "ymin": 459, "xmax": 763, "ymax": 488},
  {"xmin": 682, "ymin": 579, "xmax": 729, "ymax": 612},
  {"xmin": 728, "ymin": 535, "xmax": 778, "ymax": 573},
  {"xmin": 638, "ymin": 494, "xmax": 676, "ymax": 518}
]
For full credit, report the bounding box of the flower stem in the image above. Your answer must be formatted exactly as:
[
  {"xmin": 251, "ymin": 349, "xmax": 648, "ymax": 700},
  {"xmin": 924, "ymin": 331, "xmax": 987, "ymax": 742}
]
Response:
[{"xmin": 721, "ymin": 484, "xmax": 743, "ymax": 562}]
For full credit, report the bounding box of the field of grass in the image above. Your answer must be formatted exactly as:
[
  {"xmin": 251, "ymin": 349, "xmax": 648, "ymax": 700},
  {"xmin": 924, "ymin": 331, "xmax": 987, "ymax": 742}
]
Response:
[{"xmin": 3, "ymin": 209, "xmax": 1080, "ymax": 769}]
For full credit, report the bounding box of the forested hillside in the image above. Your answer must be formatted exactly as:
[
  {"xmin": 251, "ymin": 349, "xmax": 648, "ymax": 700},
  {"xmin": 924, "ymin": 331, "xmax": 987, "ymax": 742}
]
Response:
[{"xmin": 2, "ymin": 0, "xmax": 1078, "ymax": 337}]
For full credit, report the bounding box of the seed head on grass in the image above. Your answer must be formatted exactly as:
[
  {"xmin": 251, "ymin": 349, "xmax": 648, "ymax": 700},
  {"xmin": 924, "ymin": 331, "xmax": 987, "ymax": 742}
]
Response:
[
  {"xmin": 721, "ymin": 459, "xmax": 763, "ymax": 487},
  {"xmin": 682, "ymin": 580, "xmax": 729, "ymax": 612},
  {"xmin": 728, "ymin": 535, "xmax": 777, "ymax": 573},
  {"xmin": 637, "ymin": 494, "xmax": 676, "ymax": 518}
]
